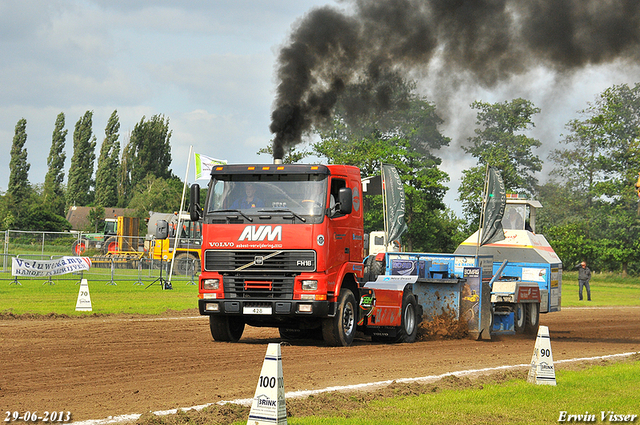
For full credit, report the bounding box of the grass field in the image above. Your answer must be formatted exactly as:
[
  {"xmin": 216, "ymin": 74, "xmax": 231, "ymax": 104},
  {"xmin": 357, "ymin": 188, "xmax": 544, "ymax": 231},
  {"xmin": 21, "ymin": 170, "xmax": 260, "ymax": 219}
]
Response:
[
  {"xmin": 0, "ymin": 267, "xmax": 198, "ymax": 316},
  {"xmin": 271, "ymin": 359, "xmax": 640, "ymax": 425}
]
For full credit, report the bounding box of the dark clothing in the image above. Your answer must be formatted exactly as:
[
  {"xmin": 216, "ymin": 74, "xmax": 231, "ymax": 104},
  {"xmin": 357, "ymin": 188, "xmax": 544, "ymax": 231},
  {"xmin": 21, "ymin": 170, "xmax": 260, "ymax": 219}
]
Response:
[
  {"xmin": 231, "ymin": 197, "xmax": 264, "ymax": 209},
  {"xmin": 577, "ymin": 265, "xmax": 591, "ymax": 281},
  {"xmin": 576, "ymin": 264, "xmax": 592, "ymax": 301}
]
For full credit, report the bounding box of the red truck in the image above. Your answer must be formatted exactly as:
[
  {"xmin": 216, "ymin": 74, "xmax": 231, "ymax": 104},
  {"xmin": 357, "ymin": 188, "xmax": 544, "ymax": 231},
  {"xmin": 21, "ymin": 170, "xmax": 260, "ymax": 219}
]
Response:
[{"xmin": 189, "ymin": 163, "xmax": 421, "ymax": 346}]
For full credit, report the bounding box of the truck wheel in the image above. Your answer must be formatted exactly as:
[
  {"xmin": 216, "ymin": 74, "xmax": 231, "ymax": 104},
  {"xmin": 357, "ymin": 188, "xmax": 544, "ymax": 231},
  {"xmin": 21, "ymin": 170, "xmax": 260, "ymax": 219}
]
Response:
[
  {"xmin": 209, "ymin": 316, "xmax": 245, "ymax": 342},
  {"xmin": 322, "ymin": 288, "xmax": 357, "ymax": 347},
  {"xmin": 514, "ymin": 303, "xmax": 526, "ymax": 334},
  {"xmin": 72, "ymin": 240, "xmax": 87, "ymax": 256},
  {"xmin": 395, "ymin": 291, "xmax": 419, "ymax": 343},
  {"xmin": 525, "ymin": 303, "xmax": 540, "ymax": 335}
]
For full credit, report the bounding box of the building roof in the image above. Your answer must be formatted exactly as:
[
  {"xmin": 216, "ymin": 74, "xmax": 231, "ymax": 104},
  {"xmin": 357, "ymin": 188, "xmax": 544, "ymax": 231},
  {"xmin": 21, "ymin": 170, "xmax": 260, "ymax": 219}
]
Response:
[{"xmin": 66, "ymin": 206, "xmax": 137, "ymax": 231}]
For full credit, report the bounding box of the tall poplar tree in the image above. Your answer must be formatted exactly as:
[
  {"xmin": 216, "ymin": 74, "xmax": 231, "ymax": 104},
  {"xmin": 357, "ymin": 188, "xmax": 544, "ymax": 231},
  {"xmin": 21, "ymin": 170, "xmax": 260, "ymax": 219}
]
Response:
[
  {"xmin": 67, "ymin": 111, "xmax": 96, "ymax": 207},
  {"xmin": 120, "ymin": 114, "xmax": 172, "ymax": 205},
  {"xmin": 95, "ymin": 110, "xmax": 121, "ymax": 207},
  {"xmin": 6, "ymin": 118, "xmax": 31, "ymax": 225},
  {"xmin": 43, "ymin": 112, "xmax": 67, "ymax": 216}
]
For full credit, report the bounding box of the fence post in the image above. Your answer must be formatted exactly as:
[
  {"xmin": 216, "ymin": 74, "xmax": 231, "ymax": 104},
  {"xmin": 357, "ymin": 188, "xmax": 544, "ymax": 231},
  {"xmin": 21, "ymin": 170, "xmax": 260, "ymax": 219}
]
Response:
[
  {"xmin": 106, "ymin": 256, "xmax": 117, "ymax": 285},
  {"xmin": 3, "ymin": 230, "xmax": 8, "ymax": 271},
  {"xmin": 134, "ymin": 258, "xmax": 144, "ymax": 285},
  {"xmin": 187, "ymin": 258, "xmax": 197, "ymax": 285}
]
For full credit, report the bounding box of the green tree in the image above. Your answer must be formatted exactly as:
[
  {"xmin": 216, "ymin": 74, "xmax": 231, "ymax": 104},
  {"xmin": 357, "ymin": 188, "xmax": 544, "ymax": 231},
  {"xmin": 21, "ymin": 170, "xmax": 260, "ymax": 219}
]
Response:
[
  {"xmin": 458, "ymin": 98, "xmax": 542, "ymax": 227},
  {"xmin": 120, "ymin": 115, "xmax": 173, "ymax": 205},
  {"xmin": 548, "ymin": 83, "xmax": 640, "ymax": 275},
  {"xmin": 127, "ymin": 174, "xmax": 183, "ymax": 219},
  {"xmin": 43, "ymin": 112, "xmax": 67, "ymax": 216},
  {"xmin": 312, "ymin": 80, "xmax": 460, "ymax": 252},
  {"xmin": 67, "ymin": 111, "xmax": 96, "ymax": 207},
  {"xmin": 95, "ymin": 110, "xmax": 121, "ymax": 207},
  {"xmin": 6, "ymin": 118, "xmax": 31, "ymax": 227}
]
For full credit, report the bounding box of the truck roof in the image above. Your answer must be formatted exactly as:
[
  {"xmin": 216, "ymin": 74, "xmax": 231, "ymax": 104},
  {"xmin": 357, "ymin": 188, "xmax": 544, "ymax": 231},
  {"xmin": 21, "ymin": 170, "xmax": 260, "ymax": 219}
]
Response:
[{"xmin": 206, "ymin": 163, "xmax": 360, "ymax": 177}]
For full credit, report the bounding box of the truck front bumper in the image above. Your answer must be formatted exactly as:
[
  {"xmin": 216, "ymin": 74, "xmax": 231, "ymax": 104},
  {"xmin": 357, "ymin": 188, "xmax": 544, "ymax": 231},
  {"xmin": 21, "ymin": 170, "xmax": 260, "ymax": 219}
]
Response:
[{"xmin": 198, "ymin": 298, "xmax": 334, "ymax": 318}]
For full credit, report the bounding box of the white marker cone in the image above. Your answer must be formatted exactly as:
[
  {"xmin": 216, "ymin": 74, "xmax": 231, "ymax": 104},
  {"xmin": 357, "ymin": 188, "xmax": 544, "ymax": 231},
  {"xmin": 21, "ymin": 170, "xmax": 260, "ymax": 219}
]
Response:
[
  {"xmin": 247, "ymin": 343, "xmax": 287, "ymax": 425},
  {"xmin": 527, "ymin": 325, "xmax": 556, "ymax": 385},
  {"xmin": 75, "ymin": 279, "xmax": 92, "ymax": 312}
]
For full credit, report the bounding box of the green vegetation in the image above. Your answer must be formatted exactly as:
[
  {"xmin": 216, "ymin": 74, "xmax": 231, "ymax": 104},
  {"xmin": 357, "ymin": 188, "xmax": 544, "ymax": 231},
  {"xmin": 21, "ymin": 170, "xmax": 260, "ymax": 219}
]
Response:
[
  {"xmin": 0, "ymin": 268, "xmax": 198, "ymax": 316},
  {"xmin": 268, "ymin": 360, "xmax": 640, "ymax": 425},
  {"xmin": 561, "ymin": 271, "xmax": 640, "ymax": 307}
]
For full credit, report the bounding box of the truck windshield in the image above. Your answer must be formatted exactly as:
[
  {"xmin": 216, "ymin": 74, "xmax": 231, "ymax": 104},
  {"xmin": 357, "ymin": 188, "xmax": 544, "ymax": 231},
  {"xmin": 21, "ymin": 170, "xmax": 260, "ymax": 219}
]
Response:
[{"xmin": 207, "ymin": 176, "xmax": 327, "ymax": 218}]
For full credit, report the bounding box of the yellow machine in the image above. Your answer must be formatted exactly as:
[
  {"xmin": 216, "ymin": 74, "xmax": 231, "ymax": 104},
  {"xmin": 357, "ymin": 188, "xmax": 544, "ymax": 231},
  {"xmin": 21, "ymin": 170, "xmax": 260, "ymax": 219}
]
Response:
[{"xmin": 149, "ymin": 211, "xmax": 202, "ymax": 275}]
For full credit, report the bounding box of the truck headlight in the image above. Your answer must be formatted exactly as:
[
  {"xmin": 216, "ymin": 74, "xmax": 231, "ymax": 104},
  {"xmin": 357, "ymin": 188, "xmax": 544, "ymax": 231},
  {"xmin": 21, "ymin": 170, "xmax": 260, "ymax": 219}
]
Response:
[
  {"xmin": 204, "ymin": 302, "xmax": 219, "ymax": 312},
  {"xmin": 203, "ymin": 279, "xmax": 220, "ymax": 290},
  {"xmin": 301, "ymin": 280, "xmax": 318, "ymax": 291}
]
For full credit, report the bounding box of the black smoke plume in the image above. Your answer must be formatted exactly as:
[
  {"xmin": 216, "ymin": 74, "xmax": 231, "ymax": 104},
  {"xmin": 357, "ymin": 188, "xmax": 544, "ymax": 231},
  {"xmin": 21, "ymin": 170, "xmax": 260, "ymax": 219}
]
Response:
[{"xmin": 270, "ymin": 0, "xmax": 640, "ymax": 159}]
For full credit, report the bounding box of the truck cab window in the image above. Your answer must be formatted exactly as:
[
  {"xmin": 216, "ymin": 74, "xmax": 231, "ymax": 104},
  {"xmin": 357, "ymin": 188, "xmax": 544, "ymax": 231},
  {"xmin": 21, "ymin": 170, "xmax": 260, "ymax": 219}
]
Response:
[{"xmin": 329, "ymin": 178, "xmax": 346, "ymax": 217}]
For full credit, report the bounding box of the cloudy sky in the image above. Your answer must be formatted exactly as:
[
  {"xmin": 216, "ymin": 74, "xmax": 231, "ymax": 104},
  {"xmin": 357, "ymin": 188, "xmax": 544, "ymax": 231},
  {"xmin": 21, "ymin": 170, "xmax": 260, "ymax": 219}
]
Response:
[{"xmin": 2, "ymin": 0, "xmax": 639, "ymax": 216}]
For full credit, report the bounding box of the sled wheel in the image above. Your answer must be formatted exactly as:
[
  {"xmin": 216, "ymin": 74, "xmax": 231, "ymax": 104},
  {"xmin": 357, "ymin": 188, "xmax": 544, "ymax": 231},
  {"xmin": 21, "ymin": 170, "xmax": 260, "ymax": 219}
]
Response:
[
  {"xmin": 525, "ymin": 302, "xmax": 540, "ymax": 335},
  {"xmin": 514, "ymin": 303, "xmax": 526, "ymax": 334},
  {"xmin": 322, "ymin": 288, "xmax": 356, "ymax": 347},
  {"xmin": 209, "ymin": 316, "xmax": 245, "ymax": 342}
]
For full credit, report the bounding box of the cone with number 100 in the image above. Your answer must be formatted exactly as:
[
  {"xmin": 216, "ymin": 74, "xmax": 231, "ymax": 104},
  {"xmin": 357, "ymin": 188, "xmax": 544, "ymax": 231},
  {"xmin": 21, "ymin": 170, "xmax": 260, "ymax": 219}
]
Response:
[{"xmin": 247, "ymin": 343, "xmax": 287, "ymax": 425}]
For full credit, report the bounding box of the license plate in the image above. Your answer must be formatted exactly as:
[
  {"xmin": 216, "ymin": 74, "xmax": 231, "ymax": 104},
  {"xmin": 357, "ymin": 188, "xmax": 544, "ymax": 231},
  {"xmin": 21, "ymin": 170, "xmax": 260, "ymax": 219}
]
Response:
[{"xmin": 243, "ymin": 306, "xmax": 272, "ymax": 315}]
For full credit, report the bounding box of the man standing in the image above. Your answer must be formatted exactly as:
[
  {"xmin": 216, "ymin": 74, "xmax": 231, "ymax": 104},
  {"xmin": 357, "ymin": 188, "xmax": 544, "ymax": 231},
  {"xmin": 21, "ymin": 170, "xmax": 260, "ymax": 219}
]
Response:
[{"xmin": 576, "ymin": 261, "xmax": 592, "ymax": 301}]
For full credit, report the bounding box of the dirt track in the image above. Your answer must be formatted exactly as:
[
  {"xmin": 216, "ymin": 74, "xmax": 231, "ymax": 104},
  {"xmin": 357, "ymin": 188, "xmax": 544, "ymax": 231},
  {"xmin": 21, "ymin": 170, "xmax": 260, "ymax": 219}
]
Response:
[{"xmin": 1, "ymin": 306, "xmax": 639, "ymax": 422}]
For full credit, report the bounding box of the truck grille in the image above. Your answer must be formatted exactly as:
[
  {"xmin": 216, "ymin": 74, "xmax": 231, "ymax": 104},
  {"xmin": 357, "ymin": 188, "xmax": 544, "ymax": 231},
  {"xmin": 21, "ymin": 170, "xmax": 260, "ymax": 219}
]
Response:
[
  {"xmin": 223, "ymin": 275, "xmax": 294, "ymax": 299},
  {"xmin": 204, "ymin": 249, "xmax": 316, "ymax": 272}
]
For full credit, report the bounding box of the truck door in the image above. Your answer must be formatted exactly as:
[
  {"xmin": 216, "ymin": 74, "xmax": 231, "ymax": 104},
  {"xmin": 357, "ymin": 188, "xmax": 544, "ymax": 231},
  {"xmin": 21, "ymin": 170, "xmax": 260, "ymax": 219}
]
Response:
[{"xmin": 327, "ymin": 177, "xmax": 350, "ymax": 277}]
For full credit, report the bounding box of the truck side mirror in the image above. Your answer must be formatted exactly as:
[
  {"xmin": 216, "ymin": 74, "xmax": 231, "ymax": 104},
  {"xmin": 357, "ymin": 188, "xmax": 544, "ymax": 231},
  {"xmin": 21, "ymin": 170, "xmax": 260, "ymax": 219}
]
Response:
[
  {"xmin": 190, "ymin": 184, "xmax": 202, "ymax": 221},
  {"xmin": 156, "ymin": 220, "xmax": 169, "ymax": 240},
  {"xmin": 338, "ymin": 187, "xmax": 352, "ymax": 214}
]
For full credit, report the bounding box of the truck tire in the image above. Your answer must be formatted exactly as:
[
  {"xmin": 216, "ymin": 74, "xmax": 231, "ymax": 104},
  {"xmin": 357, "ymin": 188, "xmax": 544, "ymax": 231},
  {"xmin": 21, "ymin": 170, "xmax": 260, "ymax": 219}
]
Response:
[
  {"xmin": 72, "ymin": 240, "xmax": 87, "ymax": 256},
  {"xmin": 322, "ymin": 288, "xmax": 357, "ymax": 347},
  {"xmin": 514, "ymin": 303, "xmax": 526, "ymax": 334},
  {"xmin": 525, "ymin": 303, "xmax": 540, "ymax": 335},
  {"xmin": 396, "ymin": 291, "xmax": 419, "ymax": 343},
  {"xmin": 362, "ymin": 256, "xmax": 375, "ymax": 283},
  {"xmin": 369, "ymin": 258, "xmax": 385, "ymax": 281},
  {"xmin": 209, "ymin": 316, "xmax": 245, "ymax": 342},
  {"xmin": 372, "ymin": 291, "xmax": 419, "ymax": 344}
]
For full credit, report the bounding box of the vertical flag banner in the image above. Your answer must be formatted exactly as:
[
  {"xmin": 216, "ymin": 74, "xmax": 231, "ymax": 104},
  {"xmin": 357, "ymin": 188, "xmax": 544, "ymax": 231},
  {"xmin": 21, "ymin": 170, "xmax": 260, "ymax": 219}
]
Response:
[
  {"xmin": 194, "ymin": 153, "xmax": 227, "ymax": 180},
  {"xmin": 381, "ymin": 164, "xmax": 408, "ymax": 244},
  {"xmin": 480, "ymin": 166, "xmax": 506, "ymax": 246}
]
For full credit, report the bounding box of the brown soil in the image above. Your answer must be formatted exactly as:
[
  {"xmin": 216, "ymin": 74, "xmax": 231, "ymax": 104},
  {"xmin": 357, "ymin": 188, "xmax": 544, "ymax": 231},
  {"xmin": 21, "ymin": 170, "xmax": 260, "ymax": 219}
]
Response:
[{"xmin": 1, "ymin": 306, "xmax": 639, "ymax": 422}]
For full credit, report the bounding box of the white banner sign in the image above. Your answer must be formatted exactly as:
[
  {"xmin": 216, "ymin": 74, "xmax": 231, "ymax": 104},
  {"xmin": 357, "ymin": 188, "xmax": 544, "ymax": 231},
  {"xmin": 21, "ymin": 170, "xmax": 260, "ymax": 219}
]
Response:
[{"xmin": 12, "ymin": 256, "xmax": 92, "ymax": 277}]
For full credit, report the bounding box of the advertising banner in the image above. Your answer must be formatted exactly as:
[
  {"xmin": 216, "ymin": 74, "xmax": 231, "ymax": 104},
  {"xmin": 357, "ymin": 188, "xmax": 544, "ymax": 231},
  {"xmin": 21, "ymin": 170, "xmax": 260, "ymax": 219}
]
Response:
[
  {"xmin": 194, "ymin": 153, "xmax": 227, "ymax": 180},
  {"xmin": 12, "ymin": 256, "xmax": 92, "ymax": 277}
]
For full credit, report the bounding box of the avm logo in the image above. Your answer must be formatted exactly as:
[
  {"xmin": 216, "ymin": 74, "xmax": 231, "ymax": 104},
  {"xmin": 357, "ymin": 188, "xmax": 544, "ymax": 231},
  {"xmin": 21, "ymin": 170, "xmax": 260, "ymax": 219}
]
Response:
[{"xmin": 238, "ymin": 225, "xmax": 282, "ymax": 241}]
